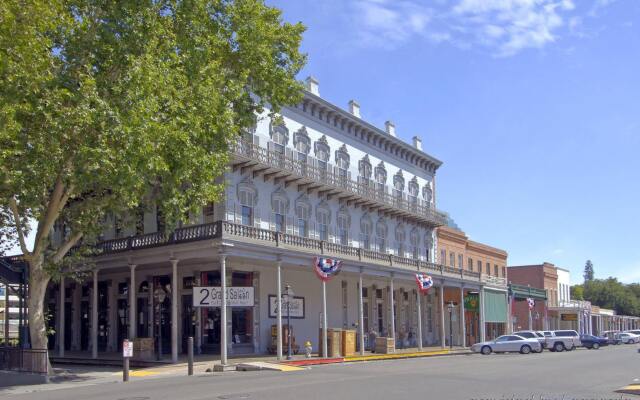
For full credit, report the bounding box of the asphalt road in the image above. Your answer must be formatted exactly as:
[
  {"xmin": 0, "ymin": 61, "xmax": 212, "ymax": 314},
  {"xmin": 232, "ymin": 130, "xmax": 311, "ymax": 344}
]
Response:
[{"xmin": 2, "ymin": 345, "xmax": 639, "ymax": 400}]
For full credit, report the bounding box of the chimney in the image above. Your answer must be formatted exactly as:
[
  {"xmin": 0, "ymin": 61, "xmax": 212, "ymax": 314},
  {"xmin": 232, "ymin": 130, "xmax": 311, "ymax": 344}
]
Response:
[
  {"xmin": 385, "ymin": 121, "xmax": 396, "ymax": 137},
  {"xmin": 305, "ymin": 76, "xmax": 320, "ymax": 96},
  {"xmin": 413, "ymin": 136, "xmax": 422, "ymax": 151},
  {"xmin": 348, "ymin": 100, "xmax": 360, "ymax": 118}
]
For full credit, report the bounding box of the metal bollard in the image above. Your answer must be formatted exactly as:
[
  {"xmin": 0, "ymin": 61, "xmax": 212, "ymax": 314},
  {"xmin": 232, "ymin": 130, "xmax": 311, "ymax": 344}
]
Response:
[
  {"xmin": 188, "ymin": 336, "xmax": 194, "ymax": 376},
  {"xmin": 123, "ymin": 357, "xmax": 130, "ymax": 382}
]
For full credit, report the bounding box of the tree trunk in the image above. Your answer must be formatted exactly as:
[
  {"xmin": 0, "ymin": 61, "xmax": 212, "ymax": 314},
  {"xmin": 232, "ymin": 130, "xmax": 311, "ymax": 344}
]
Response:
[{"xmin": 27, "ymin": 259, "xmax": 51, "ymax": 352}]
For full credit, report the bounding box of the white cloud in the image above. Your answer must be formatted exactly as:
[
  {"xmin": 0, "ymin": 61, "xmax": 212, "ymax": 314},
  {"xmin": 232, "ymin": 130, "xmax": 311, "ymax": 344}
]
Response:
[{"xmin": 348, "ymin": 0, "xmax": 614, "ymax": 56}]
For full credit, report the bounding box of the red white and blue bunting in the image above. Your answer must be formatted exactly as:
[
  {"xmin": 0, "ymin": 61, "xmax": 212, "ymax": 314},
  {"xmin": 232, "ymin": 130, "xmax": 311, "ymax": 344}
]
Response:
[
  {"xmin": 415, "ymin": 273, "xmax": 434, "ymax": 294},
  {"xmin": 314, "ymin": 257, "xmax": 343, "ymax": 282},
  {"xmin": 527, "ymin": 297, "xmax": 535, "ymax": 310}
]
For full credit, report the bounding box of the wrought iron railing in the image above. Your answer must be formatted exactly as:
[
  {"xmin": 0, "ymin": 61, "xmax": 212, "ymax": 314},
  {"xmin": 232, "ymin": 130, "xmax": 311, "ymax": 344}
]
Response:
[
  {"xmin": 91, "ymin": 220, "xmax": 505, "ymax": 286},
  {"xmin": 0, "ymin": 347, "xmax": 48, "ymax": 374},
  {"xmin": 231, "ymin": 140, "xmax": 447, "ymax": 226}
]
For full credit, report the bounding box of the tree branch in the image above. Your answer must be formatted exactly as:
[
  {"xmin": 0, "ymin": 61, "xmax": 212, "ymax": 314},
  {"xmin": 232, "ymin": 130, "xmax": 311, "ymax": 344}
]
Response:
[
  {"xmin": 8, "ymin": 196, "xmax": 32, "ymax": 259},
  {"xmin": 51, "ymin": 231, "xmax": 83, "ymax": 264},
  {"xmin": 32, "ymin": 175, "xmax": 66, "ymax": 259}
]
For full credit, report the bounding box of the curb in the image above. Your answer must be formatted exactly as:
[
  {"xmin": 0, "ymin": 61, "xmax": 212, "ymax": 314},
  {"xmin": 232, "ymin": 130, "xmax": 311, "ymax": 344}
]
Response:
[
  {"xmin": 615, "ymin": 384, "xmax": 640, "ymax": 396},
  {"xmin": 281, "ymin": 349, "xmax": 471, "ymax": 367}
]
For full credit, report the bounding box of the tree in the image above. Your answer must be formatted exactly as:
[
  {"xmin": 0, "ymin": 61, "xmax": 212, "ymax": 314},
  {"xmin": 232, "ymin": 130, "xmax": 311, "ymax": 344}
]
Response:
[
  {"xmin": 583, "ymin": 260, "xmax": 594, "ymax": 282},
  {"xmin": 0, "ymin": 0, "xmax": 305, "ymax": 351},
  {"xmin": 571, "ymin": 285, "xmax": 584, "ymax": 300}
]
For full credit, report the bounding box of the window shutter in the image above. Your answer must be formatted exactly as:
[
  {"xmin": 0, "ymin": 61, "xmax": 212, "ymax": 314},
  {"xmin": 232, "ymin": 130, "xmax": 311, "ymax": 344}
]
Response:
[
  {"xmin": 328, "ymin": 226, "xmax": 336, "ymax": 243},
  {"xmin": 234, "ymin": 205, "xmax": 242, "ymax": 225},
  {"xmin": 254, "ymin": 208, "xmax": 261, "ymax": 229},
  {"xmin": 286, "ymin": 216, "xmax": 294, "ymax": 235},
  {"xmin": 269, "ymin": 213, "xmax": 275, "ymax": 231},
  {"xmin": 310, "ymin": 221, "xmax": 317, "ymax": 240},
  {"xmin": 226, "ymin": 196, "xmax": 235, "ymax": 223}
]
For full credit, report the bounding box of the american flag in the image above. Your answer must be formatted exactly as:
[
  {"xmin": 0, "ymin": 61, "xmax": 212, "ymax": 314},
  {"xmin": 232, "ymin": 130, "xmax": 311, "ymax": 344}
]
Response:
[
  {"xmin": 415, "ymin": 273, "xmax": 434, "ymax": 294},
  {"xmin": 527, "ymin": 298, "xmax": 535, "ymax": 310},
  {"xmin": 314, "ymin": 257, "xmax": 342, "ymax": 282}
]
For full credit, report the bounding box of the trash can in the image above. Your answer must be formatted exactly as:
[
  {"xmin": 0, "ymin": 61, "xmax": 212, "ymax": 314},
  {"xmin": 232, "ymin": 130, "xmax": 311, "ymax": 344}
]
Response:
[{"xmin": 319, "ymin": 328, "xmax": 342, "ymax": 358}]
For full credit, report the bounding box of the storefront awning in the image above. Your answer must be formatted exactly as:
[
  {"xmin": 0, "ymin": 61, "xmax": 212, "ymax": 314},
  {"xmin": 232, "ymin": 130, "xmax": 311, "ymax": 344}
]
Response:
[{"xmin": 484, "ymin": 289, "xmax": 508, "ymax": 323}]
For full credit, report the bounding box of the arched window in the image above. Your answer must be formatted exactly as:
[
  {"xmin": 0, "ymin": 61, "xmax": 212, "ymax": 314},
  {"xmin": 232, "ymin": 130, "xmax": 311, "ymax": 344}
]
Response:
[
  {"xmin": 376, "ymin": 219, "xmax": 388, "ymax": 253},
  {"xmin": 316, "ymin": 201, "xmax": 331, "ymax": 241},
  {"xmin": 393, "ymin": 170, "xmax": 405, "ymax": 201},
  {"xmin": 237, "ymin": 178, "xmax": 258, "ymax": 226},
  {"xmin": 358, "ymin": 155, "xmax": 372, "ymax": 185},
  {"xmin": 335, "ymin": 144, "xmax": 350, "ymax": 181},
  {"xmin": 410, "ymin": 228, "xmax": 420, "ymax": 259},
  {"xmin": 269, "ymin": 118, "xmax": 289, "ymax": 154},
  {"xmin": 425, "ymin": 233, "xmax": 433, "ymax": 262},
  {"xmin": 395, "ymin": 224, "xmax": 406, "ymax": 257},
  {"xmin": 295, "ymin": 194, "xmax": 310, "ymax": 237},
  {"xmin": 360, "ymin": 213, "xmax": 373, "ymax": 250},
  {"xmin": 271, "ymin": 187, "xmax": 289, "ymax": 233},
  {"xmin": 337, "ymin": 206, "xmax": 351, "ymax": 246},
  {"xmin": 408, "ymin": 177, "xmax": 419, "ymax": 204},
  {"xmin": 294, "ymin": 126, "xmax": 310, "ymax": 163},
  {"xmin": 422, "ymin": 182, "xmax": 433, "ymax": 206},
  {"xmin": 314, "ymin": 135, "xmax": 330, "ymax": 179},
  {"xmin": 375, "ymin": 161, "xmax": 387, "ymax": 194}
]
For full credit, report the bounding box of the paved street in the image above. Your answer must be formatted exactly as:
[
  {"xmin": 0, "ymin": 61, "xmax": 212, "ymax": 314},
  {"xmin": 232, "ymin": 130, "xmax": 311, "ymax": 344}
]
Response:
[{"xmin": 2, "ymin": 345, "xmax": 639, "ymax": 400}]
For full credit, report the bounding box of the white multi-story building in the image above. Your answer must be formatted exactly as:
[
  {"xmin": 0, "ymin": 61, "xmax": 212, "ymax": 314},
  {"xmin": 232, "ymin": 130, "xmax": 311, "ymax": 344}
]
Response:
[{"xmin": 43, "ymin": 77, "xmax": 508, "ymax": 363}]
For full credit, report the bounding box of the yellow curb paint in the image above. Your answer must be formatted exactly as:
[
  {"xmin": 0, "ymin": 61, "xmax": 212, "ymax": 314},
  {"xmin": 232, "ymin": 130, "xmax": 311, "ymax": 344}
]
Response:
[
  {"xmin": 274, "ymin": 364, "xmax": 305, "ymax": 372},
  {"xmin": 129, "ymin": 370, "xmax": 159, "ymax": 377},
  {"xmin": 615, "ymin": 384, "xmax": 640, "ymax": 395},
  {"xmin": 344, "ymin": 350, "xmax": 451, "ymax": 363}
]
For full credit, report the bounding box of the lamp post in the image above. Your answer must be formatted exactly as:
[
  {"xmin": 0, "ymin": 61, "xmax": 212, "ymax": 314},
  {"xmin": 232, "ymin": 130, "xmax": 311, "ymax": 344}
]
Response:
[
  {"xmin": 284, "ymin": 284, "xmax": 294, "ymax": 360},
  {"xmin": 154, "ymin": 286, "xmax": 167, "ymax": 361},
  {"xmin": 447, "ymin": 301, "xmax": 455, "ymax": 349}
]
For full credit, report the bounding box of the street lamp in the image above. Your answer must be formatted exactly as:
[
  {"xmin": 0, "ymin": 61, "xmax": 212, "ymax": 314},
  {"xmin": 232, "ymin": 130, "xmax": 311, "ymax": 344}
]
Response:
[
  {"xmin": 284, "ymin": 284, "xmax": 294, "ymax": 360},
  {"xmin": 447, "ymin": 301, "xmax": 455, "ymax": 349},
  {"xmin": 154, "ymin": 286, "xmax": 167, "ymax": 361}
]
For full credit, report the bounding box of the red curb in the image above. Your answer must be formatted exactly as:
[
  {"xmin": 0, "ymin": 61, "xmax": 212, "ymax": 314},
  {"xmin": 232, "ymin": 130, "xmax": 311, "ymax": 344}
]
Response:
[{"xmin": 282, "ymin": 358, "xmax": 344, "ymax": 366}]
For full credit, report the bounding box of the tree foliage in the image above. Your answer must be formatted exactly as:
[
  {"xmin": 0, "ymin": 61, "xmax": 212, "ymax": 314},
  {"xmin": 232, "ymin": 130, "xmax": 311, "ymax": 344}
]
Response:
[
  {"xmin": 572, "ymin": 278, "xmax": 640, "ymax": 317},
  {"xmin": 583, "ymin": 260, "xmax": 594, "ymax": 282},
  {"xmin": 0, "ymin": 0, "xmax": 305, "ymax": 349}
]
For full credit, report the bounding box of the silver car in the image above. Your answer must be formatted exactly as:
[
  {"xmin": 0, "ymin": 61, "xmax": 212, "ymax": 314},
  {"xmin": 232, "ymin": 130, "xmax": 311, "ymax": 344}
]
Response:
[{"xmin": 471, "ymin": 334, "xmax": 542, "ymax": 355}]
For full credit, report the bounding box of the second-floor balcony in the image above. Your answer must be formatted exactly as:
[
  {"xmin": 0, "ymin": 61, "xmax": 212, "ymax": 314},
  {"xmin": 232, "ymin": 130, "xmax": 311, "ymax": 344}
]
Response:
[
  {"xmin": 230, "ymin": 140, "xmax": 448, "ymax": 227},
  {"xmin": 95, "ymin": 220, "xmax": 507, "ymax": 287}
]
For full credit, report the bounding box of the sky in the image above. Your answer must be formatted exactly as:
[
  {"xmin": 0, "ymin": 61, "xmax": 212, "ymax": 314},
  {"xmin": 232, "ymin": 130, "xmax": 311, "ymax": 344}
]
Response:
[
  {"xmin": 265, "ymin": 0, "xmax": 640, "ymax": 284},
  {"xmin": 7, "ymin": 0, "xmax": 640, "ymax": 285}
]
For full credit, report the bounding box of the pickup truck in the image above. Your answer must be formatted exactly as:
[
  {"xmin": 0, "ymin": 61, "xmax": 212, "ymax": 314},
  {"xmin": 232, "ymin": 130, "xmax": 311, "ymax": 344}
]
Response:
[{"xmin": 545, "ymin": 330, "xmax": 581, "ymax": 352}]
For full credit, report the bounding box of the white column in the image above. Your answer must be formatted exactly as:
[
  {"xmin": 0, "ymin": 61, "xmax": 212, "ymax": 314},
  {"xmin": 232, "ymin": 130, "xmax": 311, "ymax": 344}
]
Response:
[
  {"xmin": 577, "ymin": 312, "xmax": 582, "ymax": 334},
  {"xmin": 91, "ymin": 270, "xmax": 98, "ymax": 359},
  {"xmin": 220, "ymin": 254, "xmax": 228, "ymax": 365},
  {"xmin": 321, "ymin": 280, "xmax": 328, "ymax": 358},
  {"xmin": 58, "ymin": 277, "xmax": 65, "ymax": 357},
  {"xmin": 439, "ymin": 281, "xmax": 445, "ymax": 348},
  {"xmin": 276, "ymin": 260, "xmax": 283, "ymax": 361},
  {"xmin": 479, "ymin": 287, "xmax": 486, "ymax": 342},
  {"xmin": 389, "ymin": 276, "xmax": 396, "ymax": 349},
  {"xmin": 358, "ymin": 269, "xmax": 365, "ymax": 355},
  {"xmin": 459, "ymin": 285, "xmax": 466, "ymax": 348},
  {"xmin": 416, "ymin": 290, "xmax": 423, "ymax": 351},
  {"xmin": 129, "ymin": 264, "xmax": 137, "ymax": 340},
  {"xmin": 171, "ymin": 259, "xmax": 179, "ymax": 363}
]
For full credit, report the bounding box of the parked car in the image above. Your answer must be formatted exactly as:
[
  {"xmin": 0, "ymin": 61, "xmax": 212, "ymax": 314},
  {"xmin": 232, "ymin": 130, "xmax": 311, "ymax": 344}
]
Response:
[
  {"xmin": 625, "ymin": 330, "xmax": 640, "ymax": 336},
  {"xmin": 514, "ymin": 331, "xmax": 546, "ymax": 351},
  {"xmin": 547, "ymin": 330, "xmax": 581, "ymax": 352},
  {"xmin": 617, "ymin": 332, "xmax": 640, "ymax": 344},
  {"xmin": 579, "ymin": 334, "xmax": 609, "ymax": 349},
  {"xmin": 471, "ymin": 335, "xmax": 542, "ymax": 355},
  {"xmin": 541, "ymin": 331, "xmax": 555, "ymax": 337},
  {"xmin": 603, "ymin": 331, "xmax": 622, "ymax": 345}
]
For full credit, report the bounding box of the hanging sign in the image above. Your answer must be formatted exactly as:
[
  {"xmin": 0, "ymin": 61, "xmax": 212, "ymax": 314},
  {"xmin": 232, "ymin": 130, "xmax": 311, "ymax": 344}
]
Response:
[
  {"xmin": 464, "ymin": 294, "xmax": 479, "ymax": 311},
  {"xmin": 314, "ymin": 257, "xmax": 342, "ymax": 282},
  {"xmin": 268, "ymin": 295, "xmax": 305, "ymax": 319},
  {"xmin": 415, "ymin": 273, "xmax": 434, "ymax": 294},
  {"xmin": 193, "ymin": 287, "xmax": 254, "ymax": 307},
  {"xmin": 527, "ymin": 297, "xmax": 535, "ymax": 310}
]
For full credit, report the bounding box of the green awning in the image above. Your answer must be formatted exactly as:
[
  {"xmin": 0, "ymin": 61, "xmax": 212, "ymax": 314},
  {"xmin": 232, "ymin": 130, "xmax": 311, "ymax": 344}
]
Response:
[{"xmin": 484, "ymin": 289, "xmax": 508, "ymax": 323}]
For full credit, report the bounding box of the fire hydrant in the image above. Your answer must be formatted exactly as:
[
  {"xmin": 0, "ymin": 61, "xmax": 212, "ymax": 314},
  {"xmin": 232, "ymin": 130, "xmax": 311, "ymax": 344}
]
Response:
[{"xmin": 304, "ymin": 341, "xmax": 313, "ymax": 358}]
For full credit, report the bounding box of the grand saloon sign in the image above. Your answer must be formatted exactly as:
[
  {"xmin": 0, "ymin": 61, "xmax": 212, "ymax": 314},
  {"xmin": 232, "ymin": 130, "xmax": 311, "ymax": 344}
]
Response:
[{"xmin": 193, "ymin": 287, "xmax": 254, "ymax": 307}]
